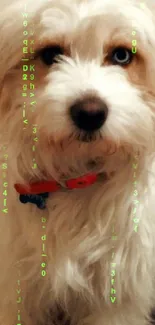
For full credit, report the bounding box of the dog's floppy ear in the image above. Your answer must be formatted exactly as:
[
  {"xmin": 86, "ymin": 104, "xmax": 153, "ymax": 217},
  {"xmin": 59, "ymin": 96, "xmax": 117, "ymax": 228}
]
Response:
[
  {"xmin": 0, "ymin": 0, "xmax": 45, "ymax": 83},
  {"xmin": 0, "ymin": 1, "xmax": 24, "ymax": 122},
  {"xmin": 134, "ymin": 0, "xmax": 155, "ymax": 95},
  {"xmin": 0, "ymin": 2, "xmax": 23, "ymax": 82},
  {"xmin": 0, "ymin": 0, "xmax": 31, "ymax": 120}
]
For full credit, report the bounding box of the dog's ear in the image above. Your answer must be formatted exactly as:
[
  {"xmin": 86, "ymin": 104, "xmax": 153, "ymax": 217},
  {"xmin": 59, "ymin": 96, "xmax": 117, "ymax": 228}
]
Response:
[
  {"xmin": 134, "ymin": 0, "xmax": 155, "ymax": 95},
  {"xmin": 0, "ymin": 1, "xmax": 22, "ymax": 122},
  {"xmin": 0, "ymin": 1, "xmax": 30, "ymax": 121},
  {"xmin": 0, "ymin": 1, "xmax": 34, "ymax": 82},
  {"xmin": 0, "ymin": 0, "xmax": 44, "ymax": 83}
]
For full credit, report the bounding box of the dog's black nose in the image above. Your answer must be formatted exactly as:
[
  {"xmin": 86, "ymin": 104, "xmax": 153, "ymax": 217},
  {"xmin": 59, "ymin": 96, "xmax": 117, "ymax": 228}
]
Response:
[{"xmin": 70, "ymin": 95, "xmax": 108, "ymax": 132}]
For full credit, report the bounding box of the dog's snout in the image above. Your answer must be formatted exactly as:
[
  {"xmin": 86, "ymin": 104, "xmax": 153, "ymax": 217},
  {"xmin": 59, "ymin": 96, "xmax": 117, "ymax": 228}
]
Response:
[{"xmin": 69, "ymin": 96, "xmax": 108, "ymax": 132}]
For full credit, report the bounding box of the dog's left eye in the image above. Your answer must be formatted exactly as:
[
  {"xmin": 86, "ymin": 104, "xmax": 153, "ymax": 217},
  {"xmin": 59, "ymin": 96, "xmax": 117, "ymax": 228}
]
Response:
[
  {"xmin": 111, "ymin": 47, "xmax": 133, "ymax": 66},
  {"xmin": 39, "ymin": 46, "xmax": 64, "ymax": 66}
]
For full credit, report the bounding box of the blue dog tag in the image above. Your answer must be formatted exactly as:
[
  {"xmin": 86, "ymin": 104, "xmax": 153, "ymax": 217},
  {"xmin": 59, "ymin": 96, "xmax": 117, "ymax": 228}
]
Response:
[{"xmin": 19, "ymin": 192, "xmax": 49, "ymax": 209}]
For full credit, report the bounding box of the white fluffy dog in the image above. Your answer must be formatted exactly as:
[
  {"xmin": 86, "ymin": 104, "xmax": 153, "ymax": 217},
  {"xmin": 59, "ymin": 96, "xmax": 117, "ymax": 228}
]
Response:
[{"xmin": 1, "ymin": 0, "xmax": 155, "ymax": 324}]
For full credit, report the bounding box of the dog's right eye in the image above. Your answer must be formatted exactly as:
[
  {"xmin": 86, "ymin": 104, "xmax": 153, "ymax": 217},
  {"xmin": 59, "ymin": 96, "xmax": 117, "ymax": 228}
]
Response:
[{"xmin": 39, "ymin": 46, "xmax": 64, "ymax": 66}]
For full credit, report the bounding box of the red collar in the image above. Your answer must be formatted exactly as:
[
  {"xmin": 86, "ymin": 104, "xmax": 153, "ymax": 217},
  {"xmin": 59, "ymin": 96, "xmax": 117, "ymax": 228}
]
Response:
[{"xmin": 14, "ymin": 173, "xmax": 98, "ymax": 195}]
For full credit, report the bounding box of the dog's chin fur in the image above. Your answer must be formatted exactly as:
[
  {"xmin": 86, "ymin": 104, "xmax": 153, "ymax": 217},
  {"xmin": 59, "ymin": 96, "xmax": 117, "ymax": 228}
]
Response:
[{"xmin": 1, "ymin": 0, "xmax": 155, "ymax": 324}]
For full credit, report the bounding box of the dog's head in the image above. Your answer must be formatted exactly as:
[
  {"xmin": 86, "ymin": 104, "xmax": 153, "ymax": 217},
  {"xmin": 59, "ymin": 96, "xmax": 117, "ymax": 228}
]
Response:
[{"xmin": 0, "ymin": 0, "xmax": 155, "ymax": 185}]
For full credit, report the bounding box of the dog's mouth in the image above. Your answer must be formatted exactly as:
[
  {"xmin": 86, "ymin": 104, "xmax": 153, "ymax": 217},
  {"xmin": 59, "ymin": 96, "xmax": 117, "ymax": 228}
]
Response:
[
  {"xmin": 86, "ymin": 159, "xmax": 99, "ymax": 169},
  {"xmin": 44, "ymin": 132, "xmax": 123, "ymax": 187},
  {"xmin": 46, "ymin": 133, "xmax": 119, "ymax": 185},
  {"xmin": 75, "ymin": 130, "xmax": 102, "ymax": 143}
]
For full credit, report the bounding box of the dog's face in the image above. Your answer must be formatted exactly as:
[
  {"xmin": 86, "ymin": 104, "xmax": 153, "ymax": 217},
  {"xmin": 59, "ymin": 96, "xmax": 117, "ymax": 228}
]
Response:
[{"xmin": 1, "ymin": 0, "xmax": 155, "ymax": 185}]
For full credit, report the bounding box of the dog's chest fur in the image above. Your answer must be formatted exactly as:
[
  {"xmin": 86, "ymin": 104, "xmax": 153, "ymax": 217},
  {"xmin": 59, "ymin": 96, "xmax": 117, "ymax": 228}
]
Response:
[{"xmin": 7, "ymin": 170, "xmax": 155, "ymax": 324}]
